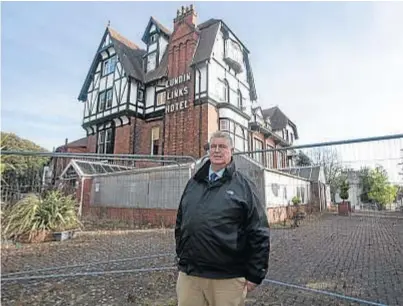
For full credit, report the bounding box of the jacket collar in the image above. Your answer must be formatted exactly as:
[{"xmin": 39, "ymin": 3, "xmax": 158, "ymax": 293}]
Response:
[{"xmin": 194, "ymin": 158, "xmax": 236, "ymax": 182}]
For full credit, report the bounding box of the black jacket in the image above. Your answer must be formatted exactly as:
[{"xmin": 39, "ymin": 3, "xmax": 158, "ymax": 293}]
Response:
[{"xmin": 175, "ymin": 158, "xmax": 270, "ymax": 285}]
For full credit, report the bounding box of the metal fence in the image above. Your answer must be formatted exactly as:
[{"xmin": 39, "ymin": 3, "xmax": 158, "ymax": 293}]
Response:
[{"xmin": 1, "ymin": 134, "xmax": 403, "ymax": 306}]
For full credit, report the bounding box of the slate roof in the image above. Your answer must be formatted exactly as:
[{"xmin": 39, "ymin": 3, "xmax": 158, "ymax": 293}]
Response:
[
  {"xmin": 262, "ymin": 106, "xmax": 299, "ymax": 139},
  {"xmin": 55, "ymin": 137, "xmax": 88, "ymax": 152},
  {"xmin": 191, "ymin": 19, "xmax": 221, "ymax": 65},
  {"xmin": 109, "ymin": 27, "xmax": 147, "ymax": 81},
  {"xmin": 79, "ymin": 16, "xmax": 258, "ymax": 101},
  {"xmin": 280, "ymin": 166, "xmax": 322, "ymax": 182}
]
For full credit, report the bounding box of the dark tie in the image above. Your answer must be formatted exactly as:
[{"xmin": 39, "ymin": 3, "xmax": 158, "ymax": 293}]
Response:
[{"xmin": 210, "ymin": 173, "xmax": 218, "ymax": 182}]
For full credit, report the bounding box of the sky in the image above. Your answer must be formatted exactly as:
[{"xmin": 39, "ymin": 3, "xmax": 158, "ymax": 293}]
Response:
[{"xmin": 1, "ymin": 1, "xmax": 402, "ymax": 181}]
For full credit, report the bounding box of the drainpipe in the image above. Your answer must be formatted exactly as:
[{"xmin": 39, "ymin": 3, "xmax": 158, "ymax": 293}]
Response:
[{"xmin": 79, "ymin": 177, "xmax": 85, "ymax": 217}]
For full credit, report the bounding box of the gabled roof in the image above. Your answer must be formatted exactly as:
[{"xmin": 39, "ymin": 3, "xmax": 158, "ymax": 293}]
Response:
[
  {"xmin": 78, "ymin": 27, "xmax": 147, "ymax": 101},
  {"xmin": 109, "ymin": 27, "xmax": 146, "ymax": 81},
  {"xmin": 142, "ymin": 16, "xmax": 171, "ymax": 44},
  {"xmin": 191, "ymin": 18, "xmax": 257, "ymax": 101},
  {"xmin": 78, "ymin": 16, "xmax": 258, "ymax": 101},
  {"xmin": 262, "ymin": 106, "xmax": 299, "ymax": 139},
  {"xmin": 55, "ymin": 137, "xmax": 88, "ymax": 152}
]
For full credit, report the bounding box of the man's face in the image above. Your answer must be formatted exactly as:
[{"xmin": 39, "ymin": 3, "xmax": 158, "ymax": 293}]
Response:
[{"xmin": 209, "ymin": 137, "xmax": 232, "ymax": 167}]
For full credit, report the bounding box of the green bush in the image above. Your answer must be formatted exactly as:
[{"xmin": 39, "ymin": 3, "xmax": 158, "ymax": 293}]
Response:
[
  {"xmin": 3, "ymin": 190, "xmax": 81, "ymax": 242},
  {"xmin": 292, "ymin": 196, "xmax": 301, "ymax": 206}
]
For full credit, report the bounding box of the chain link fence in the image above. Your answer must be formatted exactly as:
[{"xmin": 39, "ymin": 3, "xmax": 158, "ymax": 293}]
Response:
[{"xmin": 1, "ymin": 134, "xmax": 403, "ymax": 306}]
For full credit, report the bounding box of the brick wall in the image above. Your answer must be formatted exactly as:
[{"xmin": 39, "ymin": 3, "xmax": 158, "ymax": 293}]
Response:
[
  {"xmin": 114, "ymin": 122, "xmax": 133, "ymax": 154},
  {"xmin": 163, "ymin": 10, "xmax": 206, "ymax": 159},
  {"xmin": 87, "ymin": 135, "xmax": 97, "ymax": 153}
]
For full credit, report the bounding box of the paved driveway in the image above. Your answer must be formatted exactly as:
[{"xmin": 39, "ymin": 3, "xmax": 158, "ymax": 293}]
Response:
[{"xmin": 2, "ymin": 212, "xmax": 402, "ymax": 305}]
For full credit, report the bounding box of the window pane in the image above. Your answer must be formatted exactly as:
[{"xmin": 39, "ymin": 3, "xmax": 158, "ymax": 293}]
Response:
[
  {"xmin": 219, "ymin": 119, "xmax": 229, "ymax": 131},
  {"xmin": 152, "ymin": 140, "xmax": 159, "ymax": 155},
  {"xmin": 151, "ymin": 127, "xmax": 160, "ymax": 140},
  {"xmin": 98, "ymin": 130, "xmax": 105, "ymax": 144},
  {"xmin": 106, "ymin": 129, "xmax": 112, "ymax": 142}
]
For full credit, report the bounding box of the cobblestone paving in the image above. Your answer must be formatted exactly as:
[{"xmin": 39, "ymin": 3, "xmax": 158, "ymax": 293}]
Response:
[{"xmin": 2, "ymin": 212, "xmax": 402, "ymax": 305}]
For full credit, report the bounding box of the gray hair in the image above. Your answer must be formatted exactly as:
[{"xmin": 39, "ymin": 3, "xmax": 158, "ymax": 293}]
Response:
[{"xmin": 209, "ymin": 131, "xmax": 233, "ymax": 149}]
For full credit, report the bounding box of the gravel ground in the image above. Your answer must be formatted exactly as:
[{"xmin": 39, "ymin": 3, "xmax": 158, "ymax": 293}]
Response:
[{"xmin": 2, "ymin": 212, "xmax": 403, "ymax": 306}]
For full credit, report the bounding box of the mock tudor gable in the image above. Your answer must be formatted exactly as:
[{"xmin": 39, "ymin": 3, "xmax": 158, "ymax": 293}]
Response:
[{"xmin": 75, "ymin": 5, "xmax": 299, "ymax": 169}]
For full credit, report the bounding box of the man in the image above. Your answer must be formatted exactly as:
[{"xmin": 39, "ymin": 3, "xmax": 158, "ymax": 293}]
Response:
[{"xmin": 175, "ymin": 131, "xmax": 270, "ymax": 306}]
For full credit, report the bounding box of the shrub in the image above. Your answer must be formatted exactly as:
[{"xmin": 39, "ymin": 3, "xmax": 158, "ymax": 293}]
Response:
[
  {"xmin": 3, "ymin": 190, "xmax": 81, "ymax": 242},
  {"xmin": 292, "ymin": 196, "xmax": 301, "ymax": 206}
]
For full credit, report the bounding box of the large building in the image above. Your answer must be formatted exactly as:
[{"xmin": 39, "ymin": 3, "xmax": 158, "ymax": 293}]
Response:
[{"xmin": 68, "ymin": 5, "xmax": 299, "ymax": 169}]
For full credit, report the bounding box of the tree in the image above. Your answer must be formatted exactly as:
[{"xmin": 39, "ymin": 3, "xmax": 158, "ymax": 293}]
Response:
[
  {"xmin": 367, "ymin": 166, "xmax": 398, "ymax": 210},
  {"xmin": 339, "ymin": 178, "xmax": 350, "ymax": 203},
  {"xmin": 295, "ymin": 150, "xmax": 312, "ymax": 166},
  {"xmin": 310, "ymin": 147, "xmax": 342, "ymax": 202},
  {"xmin": 358, "ymin": 166, "xmax": 372, "ymax": 202},
  {"xmin": 1, "ymin": 132, "xmax": 49, "ymax": 202}
]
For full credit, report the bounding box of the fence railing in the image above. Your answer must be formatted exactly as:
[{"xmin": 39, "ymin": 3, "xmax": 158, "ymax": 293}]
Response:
[{"xmin": 1, "ymin": 134, "xmax": 403, "ymax": 306}]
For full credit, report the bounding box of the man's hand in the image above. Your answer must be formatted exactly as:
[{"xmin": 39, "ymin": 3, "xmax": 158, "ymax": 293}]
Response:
[{"xmin": 245, "ymin": 280, "xmax": 258, "ymax": 292}]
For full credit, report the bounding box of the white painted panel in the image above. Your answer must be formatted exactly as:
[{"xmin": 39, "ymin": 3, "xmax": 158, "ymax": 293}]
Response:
[
  {"xmin": 96, "ymin": 63, "xmax": 101, "ymax": 73},
  {"xmin": 208, "ymin": 61, "xmax": 221, "ymax": 102},
  {"xmin": 113, "ymin": 79, "xmax": 120, "ymax": 107},
  {"xmin": 116, "ymin": 62, "xmax": 123, "ymax": 75},
  {"xmin": 200, "ymin": 66, "xmax": 207, "ymax": 93},
  {"xmin": 145, "ymin": 86, "xmax": 155, "ymax": 108},
  {"xmin": 106, "ymin": 76, "xmax": 114, "ymax": 88},
  {"xmin": 159, "ymin": 37, "xmax": 168, "ymax": 63},
  {"xmin": 100, "ymin": 77, "xmax": 106, "ymax": 91},
  {"xmin": 108, "ymin": 47, "xmax": 116, "ymax": 56},
  {"xmin": 218, "ymin": 108, "xmax": 248, "ymax": 128},
  {"xmin": 102, "ymin": 34, "xmax": 110, "ymax": 48},
  {"xmin": 264, "ymin": 170, "xmax": 310, "ymax": 207},
  {"xmin": 119, "ymin": 105, "xmax": 127, "ymax": 112},
  {"xmin": 130, "ymin": 82, "xmax": 138, "ymax": 104},
  {"xmin": 121, "ymin": 78, "xmax": 129, "ymax": 104},
  {"xmin": 150, "ymin": 24, "xmax": 156, "ymax": 32},
  {"xmin": 101, "ymin": 51, "xmax": 108, "ymax": 60},
  {"xmin": 149, "ymin": 43, "xmax": 157, "ymax": 52},
  {"xmin": 129, "ymin": 105, "xmax": 136, "ymax": 111}
]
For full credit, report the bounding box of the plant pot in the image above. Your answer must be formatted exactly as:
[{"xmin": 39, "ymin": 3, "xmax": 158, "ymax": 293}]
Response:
[
  {"xmin": 52, "ymin": 230, "xmax": 76, "ymax": 241},
  {"xmin": 338, "ymin": 201, "xmax": 350, "ymax": 216}
]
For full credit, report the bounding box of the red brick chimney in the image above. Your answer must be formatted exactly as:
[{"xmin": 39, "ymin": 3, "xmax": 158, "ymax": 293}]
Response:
[
  {"xmin": 163, "ymin": 4, "xmax": 203, "ymax": 158},
  {"xmin": 173, "ymin": 4, "xmax": 197, "ymax": 29}
]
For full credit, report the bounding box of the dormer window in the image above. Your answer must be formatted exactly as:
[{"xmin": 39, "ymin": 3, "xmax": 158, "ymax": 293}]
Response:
[
  {"xmin": 102, "ymin": 55, "xmax": 117, "ymax": 76},
  {"xmin": 224, "ymin": 39, "xmax": 243, "ymax": 73}
]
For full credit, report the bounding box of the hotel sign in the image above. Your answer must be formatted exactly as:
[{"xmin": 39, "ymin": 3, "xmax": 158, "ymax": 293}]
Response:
[{"xmin": 165, "ymin": 72, "xmax": 191, "ymax": 114}]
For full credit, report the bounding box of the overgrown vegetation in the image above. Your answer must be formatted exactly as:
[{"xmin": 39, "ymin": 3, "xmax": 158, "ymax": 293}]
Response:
[
  {"xmin": 364, "ymin": 166, "xmax": 398, "ymax": 209},
  {"xmin": 1, "ymin": 132, "xmax": 50, "ymax": 203},
  {"xmin": 2, "ymin": 190, "xmax": 81, "ymax": 242}
]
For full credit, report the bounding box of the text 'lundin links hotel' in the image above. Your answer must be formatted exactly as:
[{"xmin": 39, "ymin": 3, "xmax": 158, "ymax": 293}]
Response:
[{"xmin": 63, "ymin": 5, "xmax": 299, "ymax": 169}]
